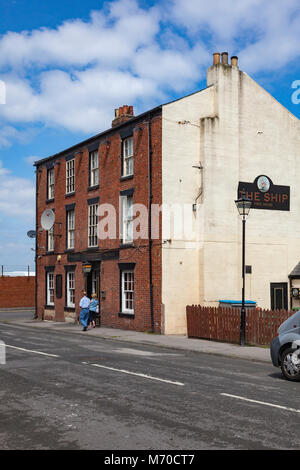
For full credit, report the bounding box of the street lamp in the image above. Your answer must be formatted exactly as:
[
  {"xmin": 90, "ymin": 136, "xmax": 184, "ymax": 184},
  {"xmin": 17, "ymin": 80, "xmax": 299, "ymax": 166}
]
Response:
[{"xmin": 235, "ymin": 191, "xmax": 252, "ymax": 345}]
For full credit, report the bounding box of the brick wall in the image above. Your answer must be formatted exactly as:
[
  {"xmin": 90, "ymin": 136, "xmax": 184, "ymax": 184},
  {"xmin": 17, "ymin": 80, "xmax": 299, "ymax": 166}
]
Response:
[{"xmin": 0, "ymin": 276, "xmax": 35, "ymax": 308}]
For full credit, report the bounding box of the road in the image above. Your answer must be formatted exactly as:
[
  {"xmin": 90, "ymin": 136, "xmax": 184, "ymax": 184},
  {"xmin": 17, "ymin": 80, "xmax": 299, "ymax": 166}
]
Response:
[{"xmin": 0, "ymin": 319, "xmax": 299, "ymax": 450}]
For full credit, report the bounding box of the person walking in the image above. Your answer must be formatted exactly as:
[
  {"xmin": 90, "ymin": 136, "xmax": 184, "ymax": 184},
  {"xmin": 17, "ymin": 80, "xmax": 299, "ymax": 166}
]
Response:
[
  {"xmin": 79, "ymin": 290, "xmax": 90, "ymax": 331},
  {"xmin": 88, "ymin": 293, "xmax": 99, "ymax": 328}
]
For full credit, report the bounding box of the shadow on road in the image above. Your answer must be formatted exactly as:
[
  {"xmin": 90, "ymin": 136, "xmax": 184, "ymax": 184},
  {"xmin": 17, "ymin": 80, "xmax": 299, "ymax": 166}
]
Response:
[{"xmin": 268, "ymin": 372, "xmax": 287, "ymax": 381}]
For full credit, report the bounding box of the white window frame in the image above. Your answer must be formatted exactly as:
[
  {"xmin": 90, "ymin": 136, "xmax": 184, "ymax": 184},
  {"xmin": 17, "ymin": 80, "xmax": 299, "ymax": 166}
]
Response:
[
  {"xmin": 47, "ymin": 226, "xmax": 54, "ymax": 252},
  {"xmin": 66, "ymin": 158, "xmax": 75, "ymax": 194},
  {"xmin": 67, "ymin": 210, "xmax": 75, "ymax": 250},
  {"xmin": 88, "ymin": 204, "xmax": 98, "ymax": 247},
  {"xmin": 89, "ymin": 151, "xmax": 99, "ymax": 187},
  {"xmin": 47, "ymin": 272, "xmax": 54, "ymax": 306},
  {"xmin": 47, "ymin": 168, "xmax": 55, "ymax": 200},
  {"xmin": 121, "ymin": 270, "xmax": 134, "ymax": 314},
  {"xmin": 67, "ymin": 271, "xmax": 75, "ymax": 308},
  {"xmin": 121, "ymin": 195, "xmax": 133, "ymax": 244},
  {"xmin": 122, "ymin": 136, "xmax": 133, "ymax": 177}
]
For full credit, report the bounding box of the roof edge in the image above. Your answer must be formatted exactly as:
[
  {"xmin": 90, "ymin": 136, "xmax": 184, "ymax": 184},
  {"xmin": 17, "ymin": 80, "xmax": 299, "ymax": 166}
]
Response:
[{"xmin": 34, "ymin": 105, "xmax": 162, "ymax": 167}]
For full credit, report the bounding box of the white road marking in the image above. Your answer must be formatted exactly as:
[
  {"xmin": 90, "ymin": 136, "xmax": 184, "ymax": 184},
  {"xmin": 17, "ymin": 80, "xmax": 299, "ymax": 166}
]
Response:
[
  {"xmin": 221, "ymin": 393, "xmax": 300, "ymax": 414},
  {"xmin": 6, "ymin": 344, "xmax": 59, "ymax": 358},
  {"xmin": 111, "ymin": 348, "xmax": 181, "ymax": 357},
  {"xmin": 85, "ymin": 362, "xmax": 184, "ymax": 386}
]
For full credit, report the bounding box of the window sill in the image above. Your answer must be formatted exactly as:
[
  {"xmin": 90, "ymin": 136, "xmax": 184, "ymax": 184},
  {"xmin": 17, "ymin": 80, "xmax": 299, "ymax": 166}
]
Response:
[
  {"xmin": 119, "ymin": 312, "xmax": 135, "ymax": 318},
  {"xmin": 65, "ymin": 192, "xmax": 75, "ymax": 198},
  {"xmin": 64, "ymin": 249, "xmax": 75, "ymax": 253},
  {"xmin": 120, "ymin": 175, "xmax": 134, "ymax": 182},
  {"xmin": 64, "ymin": 306, "xmax": 75, "ymax": 312},
  {"xmin": 44, "ymin": 305, "xmax": 55, "ymax": 309},
  {"xmin": 87, "ymin": 246, "xmax": 99, "ymax": 252},
  {"xmin": 45, "ymin": 251, "xmax": 55, "ymax": 255},
  {"xmin": 46, "ymin": 198, "xmax": 55, "ymax": 204},
  {"xmin": 120, "ymin": 242, "xmax": 134, "ymax": 249},
  {"xmin": 88, "ymin": 185, "xmax": 99, "ymax": 192}
]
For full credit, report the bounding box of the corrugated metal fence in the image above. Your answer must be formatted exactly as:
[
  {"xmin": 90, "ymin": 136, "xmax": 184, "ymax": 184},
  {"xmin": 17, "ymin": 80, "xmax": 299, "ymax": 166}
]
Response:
[{"xmin": 186, "ymin": 305, "xmax": 295, "ymax": 346}]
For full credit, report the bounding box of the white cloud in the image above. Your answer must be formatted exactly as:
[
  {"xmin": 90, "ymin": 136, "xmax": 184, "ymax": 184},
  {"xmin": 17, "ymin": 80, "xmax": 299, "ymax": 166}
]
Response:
[
  {"xmin": 0, "ymin": 0, "xmax": 299, "ymax": 137},
  {"xmin": 24, "ymin": 156, "xmax": 39, "ymax": 165},
  {"xmin": 0, "ymin": 124, "xmax": 35, "ymax": 148},
  {"xmin": 0, "ymin": 0, "xmax": 207, "ymax": 134},
  {"xmin": 169, "ymin": 0, "xmax": 300, "ymax": 73},
  {"xmin": 0, "ymin": 0, "xmax": 159, "ymax": 69},
  {"xmin": 0, "ymin": 161, "xmax": 35, "ymax": 218}
]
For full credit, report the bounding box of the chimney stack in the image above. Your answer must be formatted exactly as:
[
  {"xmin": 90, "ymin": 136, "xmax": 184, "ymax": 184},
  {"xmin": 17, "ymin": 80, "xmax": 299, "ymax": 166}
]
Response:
[
  {"xmin": 221, "ymin": 52, "xmax": 228, "ymax": 65},
  {"xmin": 208, "ymin": 52, "xmax": 239, "ymax": 87},
  {"xmin": 112, "ymin": 105, "xmax": 134, "ymax": 127},
  {"xmin": 211, "ymin": 52, "xmax": 239, "ymax": 69}
]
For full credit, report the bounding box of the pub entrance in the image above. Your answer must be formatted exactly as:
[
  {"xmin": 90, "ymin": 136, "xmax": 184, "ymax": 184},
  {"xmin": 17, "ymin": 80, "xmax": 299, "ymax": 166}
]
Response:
[
  {"xmin": 86, "ymin": 267, "xmax": 100, "ymax": 299},
  {"xmin": 270, "ymin": 282, "xmax": 288, "ymax": 310},
  {"xmin": 85, "ymin": 263, "xmax": 101, "ymax": 326}
]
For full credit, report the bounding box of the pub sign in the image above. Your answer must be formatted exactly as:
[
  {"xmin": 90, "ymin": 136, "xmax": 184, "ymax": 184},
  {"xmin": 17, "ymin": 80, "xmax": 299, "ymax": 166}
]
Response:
[{"xmin": 238, "ymin": 175, "xmax": 290, "ymax": 211}]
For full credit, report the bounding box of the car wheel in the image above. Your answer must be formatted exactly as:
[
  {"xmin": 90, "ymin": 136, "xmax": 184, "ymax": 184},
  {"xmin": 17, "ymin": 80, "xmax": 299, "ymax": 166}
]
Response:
[{"xmin": 281, "ymin": 348, "xmax": 300, "ymax": 382}]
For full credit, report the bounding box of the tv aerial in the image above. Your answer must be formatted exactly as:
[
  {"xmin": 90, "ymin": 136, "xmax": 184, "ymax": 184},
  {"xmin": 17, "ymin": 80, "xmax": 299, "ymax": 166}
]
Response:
[
  {"xmin": 41, "ymin": 209, "xmax": 55, "ymax": 231},
  {"xmin": 27, "ymin": 230, "xmax": 36, "ymax": 238}
]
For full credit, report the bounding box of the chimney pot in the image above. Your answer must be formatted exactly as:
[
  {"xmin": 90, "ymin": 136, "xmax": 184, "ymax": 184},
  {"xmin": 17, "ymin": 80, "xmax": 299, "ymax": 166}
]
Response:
[
  {"xmin": 112, "ymin": 105, "xmax": 134, "ymax": 127},
  {"xmin": 231, "ymin": 56, "xmax": 238, "ymax": 67},
  {"xmin": 213, "ymin": 52, "xmax": 220, "ymax": 65},
  {"xmin": 221, "ymin": 52, "xmax": 228, "ymax": 65}
]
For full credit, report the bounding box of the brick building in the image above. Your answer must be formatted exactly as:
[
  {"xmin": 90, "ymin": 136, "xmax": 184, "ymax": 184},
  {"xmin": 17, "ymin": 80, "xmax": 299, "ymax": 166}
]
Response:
[
  {"xmin": 35, "ymin": 52, "xmax": 300, "ymax": 334},
  {"xmin": 35, "ymin": 103, "xmax": 163, "ymax": 332}
]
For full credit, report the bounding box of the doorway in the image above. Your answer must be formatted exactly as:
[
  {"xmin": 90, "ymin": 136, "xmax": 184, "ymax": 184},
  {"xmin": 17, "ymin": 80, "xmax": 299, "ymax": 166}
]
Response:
[
  {"xmin": 86, "ymin": 265, "xmax": 100, "ymax": 300},
  {"xmin": 270, "ymin": 282, "xmax": 288, "ymax": 310}
]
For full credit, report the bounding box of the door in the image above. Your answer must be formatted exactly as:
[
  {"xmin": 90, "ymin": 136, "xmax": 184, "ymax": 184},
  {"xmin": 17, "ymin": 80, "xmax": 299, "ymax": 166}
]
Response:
[
  {"xmin": 86, "ymin": 268, "xmax": 100, "ymax": 300},
  {"xmin": 270, "ymin": 283, "xmax": 288, "ymax": 310}
]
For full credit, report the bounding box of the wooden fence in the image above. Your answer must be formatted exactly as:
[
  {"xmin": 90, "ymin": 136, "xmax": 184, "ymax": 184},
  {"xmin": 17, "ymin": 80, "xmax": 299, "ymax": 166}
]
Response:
[{"xmin": 186, "ymin": 305, "xmax": 295, "ymax": 346}]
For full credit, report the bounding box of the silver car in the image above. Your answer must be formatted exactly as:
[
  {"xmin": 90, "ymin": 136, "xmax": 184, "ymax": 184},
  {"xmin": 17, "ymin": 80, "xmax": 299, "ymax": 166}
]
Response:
[{"xmin": 270, "ymin": 310, "xmax": 300, "ymax": 381}]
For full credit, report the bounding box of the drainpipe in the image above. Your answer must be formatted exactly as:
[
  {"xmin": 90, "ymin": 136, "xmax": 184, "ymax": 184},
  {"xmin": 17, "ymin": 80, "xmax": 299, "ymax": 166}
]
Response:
[
  {"xmin": 147, "ymin": 114, "xmax": 154, "ymax": 333},
  {"xmin": 34, "ymin": 166, "xmax": 38, "ymax": 319}
]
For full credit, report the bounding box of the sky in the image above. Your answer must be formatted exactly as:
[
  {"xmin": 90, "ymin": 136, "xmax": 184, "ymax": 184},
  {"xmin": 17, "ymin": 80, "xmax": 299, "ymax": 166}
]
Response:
[{"xmin": 0, "ymin": 0, "xmax": 300, "ymax": 271}]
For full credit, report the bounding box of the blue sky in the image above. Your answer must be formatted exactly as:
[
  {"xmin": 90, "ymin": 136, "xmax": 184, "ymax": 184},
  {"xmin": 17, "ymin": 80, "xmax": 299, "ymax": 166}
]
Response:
[{"xmin": 0, "ymin": 0, "xmax": 300, "ymax": 271}]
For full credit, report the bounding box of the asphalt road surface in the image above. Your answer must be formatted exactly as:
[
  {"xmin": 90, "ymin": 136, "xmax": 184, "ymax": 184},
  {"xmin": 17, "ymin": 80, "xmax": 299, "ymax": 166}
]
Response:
[{"xmin": 0, "ymin": 321, "xmax": 299, "ymax": 451}]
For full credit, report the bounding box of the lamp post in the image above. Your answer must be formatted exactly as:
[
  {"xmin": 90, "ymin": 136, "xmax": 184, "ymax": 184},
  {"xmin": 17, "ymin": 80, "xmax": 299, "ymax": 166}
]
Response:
[{"xmin": 235, "ymin": 191, "xmax": 252, "ymax": 345}]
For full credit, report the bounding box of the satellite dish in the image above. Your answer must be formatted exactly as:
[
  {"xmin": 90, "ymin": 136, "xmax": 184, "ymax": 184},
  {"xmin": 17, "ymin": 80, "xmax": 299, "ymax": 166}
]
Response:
[
  {"xmin": 27, "ymin": 230, "xmax": 36, "ymax": 239},
  {"xmin": 41, "ymin": 209, "xmax": 55, "ymax": 230}
]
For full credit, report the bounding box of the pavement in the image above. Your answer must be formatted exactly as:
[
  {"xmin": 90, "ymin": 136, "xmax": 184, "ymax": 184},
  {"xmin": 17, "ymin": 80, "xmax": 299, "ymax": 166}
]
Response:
[{"xmin": 0, "ymin": 309, "xmax": 271, "ymax": 364}]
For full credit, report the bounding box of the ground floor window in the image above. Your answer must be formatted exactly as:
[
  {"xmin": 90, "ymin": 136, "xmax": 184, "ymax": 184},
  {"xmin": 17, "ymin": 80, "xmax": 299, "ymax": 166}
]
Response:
[
  {"xmin": 67, "ymin": 271, "xmax": 75, "ymax": 308},
  {"xmin": 121, "ymin": 270, "xmax": 134, "ymax": 314},
  {"xmin": 47, "ymin": 272, "xmax": 54, "ymax": 305}
]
